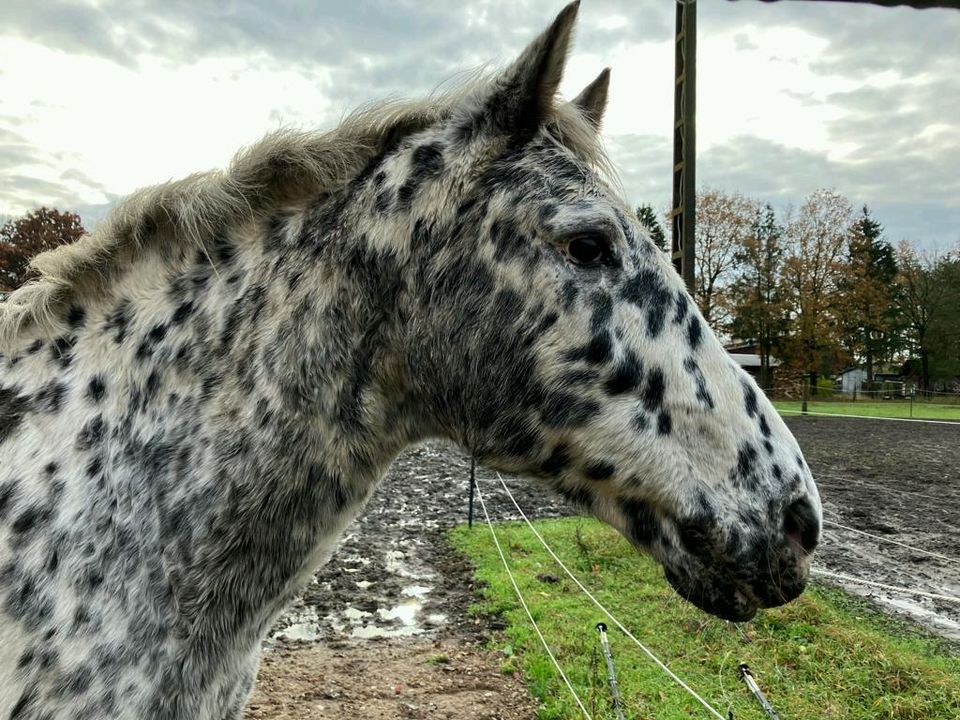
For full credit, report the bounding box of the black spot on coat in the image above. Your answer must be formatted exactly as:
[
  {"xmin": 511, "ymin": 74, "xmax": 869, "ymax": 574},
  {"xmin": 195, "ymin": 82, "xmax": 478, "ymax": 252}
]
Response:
[
  {"xmin": 34, "ymin": 382, "xmax": 67, "ymax": 413},
  {"xmin": 605, "ymin": 350, "xmax": 643, "ymax": 395},
  {"xmin": 0, "ymin": 385, "xmax": 30, "ymax": 444},
  {"xmin": 66, "ymin": 304, "xmax": 86, "ymax": 329},
  {"xmin": 642, "ymin": 368, "xmax": 666, "ymax": 411},
  {"xmin": 86, "ymin": 375, "xmax": 107, "ymax": 403}
]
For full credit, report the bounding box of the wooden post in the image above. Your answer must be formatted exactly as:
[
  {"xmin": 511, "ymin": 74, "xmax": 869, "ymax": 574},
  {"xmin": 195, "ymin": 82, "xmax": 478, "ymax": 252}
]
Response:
[
  {"xmin": 671, "ymin": 0, "xmax": 696, "ymax": 294},
  {"xmin": 468, "ymin": 457, "xmax": 476, "ymax": 528}
]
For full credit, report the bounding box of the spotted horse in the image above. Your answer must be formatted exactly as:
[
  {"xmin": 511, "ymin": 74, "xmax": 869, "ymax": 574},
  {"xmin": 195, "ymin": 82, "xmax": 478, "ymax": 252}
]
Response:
[{"xmin": 0, "ymin": 4, "xmax": 821, "ymax": 718}]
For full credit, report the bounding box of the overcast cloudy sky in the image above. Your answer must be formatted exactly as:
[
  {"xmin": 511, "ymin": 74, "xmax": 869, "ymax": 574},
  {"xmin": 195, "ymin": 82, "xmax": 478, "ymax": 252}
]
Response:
[{"xmin": 0, "ymin": 1, "xmax": 957, "ymax": 249}]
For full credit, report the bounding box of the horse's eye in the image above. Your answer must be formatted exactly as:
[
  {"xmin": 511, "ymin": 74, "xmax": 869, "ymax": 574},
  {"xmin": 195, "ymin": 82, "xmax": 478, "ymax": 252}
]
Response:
[{"xmin": 565, "ymin": 236, "xmax": 607, "ymax": 266}]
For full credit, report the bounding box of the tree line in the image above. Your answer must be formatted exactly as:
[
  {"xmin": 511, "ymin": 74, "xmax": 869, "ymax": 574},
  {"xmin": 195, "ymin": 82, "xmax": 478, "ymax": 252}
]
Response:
[
  {"xmin": 637, "ymin": 189, "xmax": 960, "ymax": 393},
  {"xmin": 3, "ymin": 200, "xmax": 958, "ymax": 393}
]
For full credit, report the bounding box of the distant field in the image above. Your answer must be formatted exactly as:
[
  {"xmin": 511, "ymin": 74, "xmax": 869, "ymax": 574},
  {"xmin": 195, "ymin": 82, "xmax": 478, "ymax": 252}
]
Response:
[
  {"xmin": 773, "ymin": 400, "xmax": 960, "ymax": 421},
  {"xmin": 451, "ymin": 517, "xmax": 960, "ymax": 720}
]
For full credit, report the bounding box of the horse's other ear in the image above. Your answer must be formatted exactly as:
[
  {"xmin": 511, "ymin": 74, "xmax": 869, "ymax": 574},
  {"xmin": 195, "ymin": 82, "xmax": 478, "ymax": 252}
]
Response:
[
  {"xmin": 572, "ymin": 67, "xmax": 610, "ymax": 130},
  {"xmin": 485, "ymin": 1, "xmax": 580, "ymax": 135}
]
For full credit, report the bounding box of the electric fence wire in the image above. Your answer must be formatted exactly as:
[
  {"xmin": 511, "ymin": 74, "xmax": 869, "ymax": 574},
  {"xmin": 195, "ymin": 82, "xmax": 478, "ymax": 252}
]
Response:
[
  {"xmin": 473, "ymin": 477, "xmax": 594, "ymax": 720},
  {"xmin": 469, "ymin": 457, "xmax": 959, "ymax": 709},
  {"xmin": 814, "ymin": 471, "xmax": 957, "ymax": 505},
  {"xmin": 778, "ymin": 408, "xmax": 960, "ymax": 425},
  {"xmin": 811, "ymin": 569, "xmax": 960, "ymax": 605},
  {"xmin": 492, "ymin": 471, "xmax": 729, "ymax": 720},
  {"xmin": 484, "ymin": 468, "xmax": 960, "ymax": 701},
  {"xmin": 821, "ymin": 516, "xmax": 960, "ymax": 565}
]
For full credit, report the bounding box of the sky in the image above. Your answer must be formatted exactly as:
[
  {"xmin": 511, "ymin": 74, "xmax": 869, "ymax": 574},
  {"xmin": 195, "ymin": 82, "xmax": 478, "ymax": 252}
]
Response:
[{"xmin": 0, "ymin": 0, "xmax": 958, "ymax": 250}]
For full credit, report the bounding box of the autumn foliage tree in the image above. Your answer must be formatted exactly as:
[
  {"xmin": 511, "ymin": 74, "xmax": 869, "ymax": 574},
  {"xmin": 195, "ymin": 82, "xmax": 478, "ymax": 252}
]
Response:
[
  {"xmin": 694, "ymin": 189, "xmax": 756, "ymax": 333},
  {"xmin": 780, "ymin": 189, "xmax": 854, "ymax": 390},
  {"xmin": 0, "ymin": 207, "xmax": 86, "ymax": 291}
]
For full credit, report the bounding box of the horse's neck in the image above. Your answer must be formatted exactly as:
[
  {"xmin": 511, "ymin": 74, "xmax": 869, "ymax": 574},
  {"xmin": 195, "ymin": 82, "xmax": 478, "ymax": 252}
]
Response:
[{"xmin": 36, "ymin": 207, "xmax": 415, "ymax": 640}]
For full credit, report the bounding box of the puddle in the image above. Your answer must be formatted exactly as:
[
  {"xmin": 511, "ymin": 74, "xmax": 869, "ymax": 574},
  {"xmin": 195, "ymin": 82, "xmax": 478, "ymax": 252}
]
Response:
[
  {"xmin": 876, "ymin": 593, "xmax": 960, "ymax": 641},
  {"xmin": 402, "ymin": 585, "xmax": 431, "ymax": 598},
  {"xmin": 343, "ymin": 606, "xmax": 373, "ymax": 621},
  {"xmin": 272, "ymin": 607, "xmax": 321, "ymax": 642},
  {"xmin": 378, "ymin": 600, "xmax": 420, "ymax": 625},
  {"xmin": 315, "ymin": 586, "xmax": 442, "ymax": 640},
  {"xmin": 385, "ymin": 550, "xmax": 433, "ymax": 580}
]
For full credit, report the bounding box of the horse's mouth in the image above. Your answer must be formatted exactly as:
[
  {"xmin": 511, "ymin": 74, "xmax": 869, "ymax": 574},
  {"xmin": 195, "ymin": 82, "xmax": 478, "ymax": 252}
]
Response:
[{"xmin": 663, "ymin": 567, "xmax": 761, "ymax": 622}]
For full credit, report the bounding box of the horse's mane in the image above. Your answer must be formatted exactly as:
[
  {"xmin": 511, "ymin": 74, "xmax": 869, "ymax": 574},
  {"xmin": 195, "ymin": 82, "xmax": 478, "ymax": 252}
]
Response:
[{"xmin": 0, "ymin": 81, "xmax": 610, "ymax": 350}]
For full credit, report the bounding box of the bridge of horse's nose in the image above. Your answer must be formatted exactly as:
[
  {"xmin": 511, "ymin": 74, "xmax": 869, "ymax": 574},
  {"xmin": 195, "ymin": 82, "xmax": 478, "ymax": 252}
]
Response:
[{"xmin": 783, "ymin": 495, "xmax": 820, "ymax": 555}]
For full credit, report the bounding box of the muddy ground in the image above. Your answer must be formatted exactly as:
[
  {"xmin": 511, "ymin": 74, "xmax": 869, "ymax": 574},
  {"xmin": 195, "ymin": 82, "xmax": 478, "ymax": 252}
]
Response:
[{"xmin": 246, "ymin": 417, "xmax": 960, "ymax": 718}]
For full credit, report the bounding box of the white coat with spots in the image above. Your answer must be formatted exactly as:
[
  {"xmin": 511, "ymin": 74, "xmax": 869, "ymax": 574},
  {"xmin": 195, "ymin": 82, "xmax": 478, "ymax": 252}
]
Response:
[{"xmin": 0, "ymin": 4, "xmax": 821, "ymax": 718}]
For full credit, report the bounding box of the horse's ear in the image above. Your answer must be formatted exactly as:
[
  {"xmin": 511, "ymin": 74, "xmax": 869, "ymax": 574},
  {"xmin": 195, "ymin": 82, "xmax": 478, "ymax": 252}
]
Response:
[
  {"xmin": 484, "ymin": 1, "xmax": 580, "ymax": 134},
  {"xmin": 572, "ymin": 68, "xmax": 610, "ymax": 130}
]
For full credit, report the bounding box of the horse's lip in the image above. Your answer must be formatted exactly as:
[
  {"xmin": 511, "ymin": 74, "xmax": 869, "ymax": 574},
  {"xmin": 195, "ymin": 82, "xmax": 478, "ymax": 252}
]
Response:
[
  {"xmin": 664, "ymin": 566, "xmax": 760, "ymax": 621},
  {"xmin": 713, "ymin": 595, "xmax": 758, "ymax": 622}
]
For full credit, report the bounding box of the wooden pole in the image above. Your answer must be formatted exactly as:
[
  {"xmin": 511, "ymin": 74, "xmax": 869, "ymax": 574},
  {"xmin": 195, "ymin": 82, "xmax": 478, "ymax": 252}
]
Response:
[{"xmin": 671, "ymin": 0, "xmax": 697, "ymax": 294}]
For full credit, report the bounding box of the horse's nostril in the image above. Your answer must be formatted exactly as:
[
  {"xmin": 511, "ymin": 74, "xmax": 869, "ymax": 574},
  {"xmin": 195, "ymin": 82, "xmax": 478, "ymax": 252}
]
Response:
[{"xmin": 783, "ymin": 496, "xmax": 820, "ymax": 554}]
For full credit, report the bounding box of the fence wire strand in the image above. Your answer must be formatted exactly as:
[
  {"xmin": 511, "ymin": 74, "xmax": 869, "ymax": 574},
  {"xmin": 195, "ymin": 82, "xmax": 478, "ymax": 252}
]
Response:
[
  {"xmin": 467, "ymin": 453, "xmax": 960, "ymax": 717},
  {"xmin": 492, "ymin": 472, "xmax": 728, "ymax": 720},
  {"xmin": 812, "ymin": 569, "xmax": 960, "ymax": 605},
  {"xmin": 821, "ymin": 517, "xmax": 960, "ymax": 565},
  {"xmin": 815, "ymin": 472, "xmax": 956, "ymax": 505},
  {"xmin": 778, "ymin": 408, "xmax": 959, "ymax": 425},
  {"xmin": 473, "ymin": 477, "xmax": 594, "ymax": 720}
]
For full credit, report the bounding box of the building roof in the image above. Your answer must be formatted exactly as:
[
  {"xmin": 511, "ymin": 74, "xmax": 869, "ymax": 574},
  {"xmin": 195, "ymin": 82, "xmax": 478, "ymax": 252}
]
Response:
[{"xmin": 729, "ymin": 353, "xmax": 781, "ymax": 368}]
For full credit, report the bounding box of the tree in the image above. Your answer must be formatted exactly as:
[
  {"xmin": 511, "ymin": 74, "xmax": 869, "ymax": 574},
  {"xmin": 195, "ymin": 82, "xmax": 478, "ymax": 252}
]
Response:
[
  {"xmin": 781, "ymin": 189, "xmax": 854, "ymax": 390},
  {"xmin": 635, "ymin": 204, "xmax": 667, "ymax": 252},
  {"xmin": 728, "ymin": 203, "xmax": 787, "ymax": 390},
  {"xmin": 694, "ymin": 189, "xmax": 756, "ymax": 333},
  {"xmin": 0, "ymin": 207, "xmax": 86, "ymax": 291},
  {"xmin": 899, "ymin": 245, "xmax": 960, "ymax": 391},
  {"xmin": 927, "ymin": 254, "xmax": 960, "ymax": 387},
  {"xmin": 836, "ymin": 206, "xmax": 899, "ymax": 382}
]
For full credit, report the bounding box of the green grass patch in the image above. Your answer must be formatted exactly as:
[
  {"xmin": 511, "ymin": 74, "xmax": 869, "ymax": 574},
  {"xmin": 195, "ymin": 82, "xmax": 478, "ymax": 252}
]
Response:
[
  {"xmin": 772, "ymin": 400, "xmax": 960, "ymax": 421},
  {"xmin": 450, "ymin": 517, "xmax": 960, "ymax": 719}
]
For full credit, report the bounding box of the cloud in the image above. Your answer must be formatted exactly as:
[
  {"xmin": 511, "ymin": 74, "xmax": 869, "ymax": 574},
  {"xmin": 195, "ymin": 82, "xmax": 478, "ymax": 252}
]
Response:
[
  {"xmin": 59, "ymin": 168, "xmax": 109, "ymax": 194},
  {"xmin": 605, "ymin": 133, "xmax": 672, "ymax": 211},
  {"xmin": 0, "ymin": 173, "xmax": 78, "ymax": 200},
  {"xmin": 699, "ymin": 135, "xmax": 957, "ymax": 247},
  {"xmin": 607, "ymin": 127, "xmax": 958, "ymax": 248},
  {"xmin": 710, "ymin": 1, "xmax": 960, "ymax": 79},
  {"xmin": 0, "ymin": 1, "xmax": 669, "ymax": 74},
  {"xmin": 0, "ymin": 130, "xmax": 51, "ymax": 169},
  {"xmin": 0, "ymin": 0, "xmax": 956, "ymax": 253}
]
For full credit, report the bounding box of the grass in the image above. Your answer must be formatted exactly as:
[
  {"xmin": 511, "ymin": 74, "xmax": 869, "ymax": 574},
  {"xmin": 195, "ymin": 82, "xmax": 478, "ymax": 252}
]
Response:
[
  {"xmin": 772, "ymin": 400, "xmax": 960, "ymax": 421},
  {"xmin": 450, "ymin": 517, "xmax": 960, "ymax": 720}
]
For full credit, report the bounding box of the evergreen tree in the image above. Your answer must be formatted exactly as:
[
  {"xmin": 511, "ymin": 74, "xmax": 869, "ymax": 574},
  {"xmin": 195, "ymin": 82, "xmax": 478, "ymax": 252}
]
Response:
[
  {"xmin": 896, "ymin": 243, "xmax": 955, "ymax": 391},
  {"xmin": 926, "ymin": 253, "xmax": 960, "ymax": 387},
  {"xmin": 635, "ymin": 204, "xmax": 667, "ymax": 252},
  {"xmin": 837, "ymin": 206, "xmax": 899, "ymax": 382}
]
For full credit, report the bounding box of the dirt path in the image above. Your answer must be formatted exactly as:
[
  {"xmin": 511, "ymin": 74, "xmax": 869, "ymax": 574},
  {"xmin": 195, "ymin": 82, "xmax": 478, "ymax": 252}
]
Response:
[
  {"xmin": 246, "ymin": 638, "xmax": 538, "ymax": 720},
  {"xmin": 248, "ymin": 417, "xmax": 960, "ymax": 717},
  {"xmin": 247, "ymin": 444, "xmax": 574, "ymax": 719}
]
